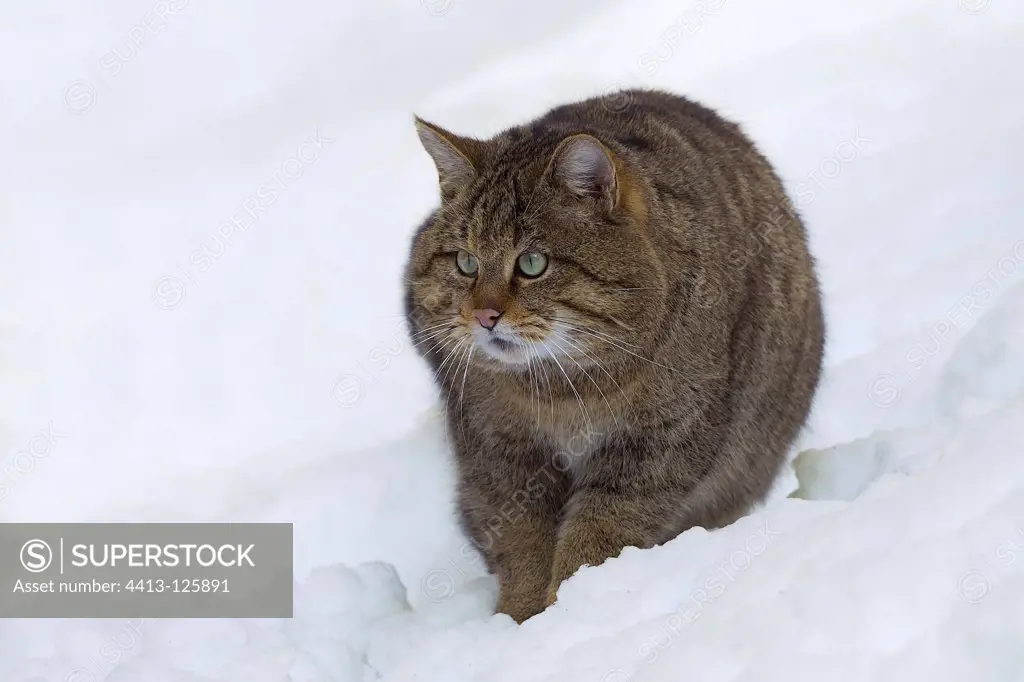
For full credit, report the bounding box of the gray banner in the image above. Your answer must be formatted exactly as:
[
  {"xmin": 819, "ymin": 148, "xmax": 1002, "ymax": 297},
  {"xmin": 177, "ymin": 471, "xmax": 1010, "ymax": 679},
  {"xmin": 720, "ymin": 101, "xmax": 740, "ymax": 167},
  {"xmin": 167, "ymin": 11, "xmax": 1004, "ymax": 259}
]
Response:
[{"xmin": 0, "ymin": 523, "xmax": 293, "ymax": 618}]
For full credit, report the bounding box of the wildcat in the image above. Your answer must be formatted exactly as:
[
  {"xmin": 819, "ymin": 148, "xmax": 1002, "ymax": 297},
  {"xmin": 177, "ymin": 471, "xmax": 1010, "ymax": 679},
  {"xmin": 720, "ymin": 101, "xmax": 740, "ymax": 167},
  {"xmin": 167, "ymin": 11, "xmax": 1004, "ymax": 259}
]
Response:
[{"xmin": 403, "ymin": 88, "xmax": 824, "ymax": 623}]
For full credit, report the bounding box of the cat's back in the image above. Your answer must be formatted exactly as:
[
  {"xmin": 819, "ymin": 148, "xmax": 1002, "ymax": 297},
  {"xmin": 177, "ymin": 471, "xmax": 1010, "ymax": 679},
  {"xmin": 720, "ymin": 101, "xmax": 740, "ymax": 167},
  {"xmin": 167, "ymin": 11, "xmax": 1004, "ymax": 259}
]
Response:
[{"xmin": 534, "ymin": 89, "xmax": 754, "ymax": 160}]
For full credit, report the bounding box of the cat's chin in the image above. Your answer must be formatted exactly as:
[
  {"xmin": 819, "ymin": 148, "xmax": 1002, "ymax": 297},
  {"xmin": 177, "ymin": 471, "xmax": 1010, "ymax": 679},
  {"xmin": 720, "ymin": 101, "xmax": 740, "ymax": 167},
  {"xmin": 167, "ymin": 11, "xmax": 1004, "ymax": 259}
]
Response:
[{"xmin": 473, "ymin": 334, "xmax": 531, "ymax": 369}]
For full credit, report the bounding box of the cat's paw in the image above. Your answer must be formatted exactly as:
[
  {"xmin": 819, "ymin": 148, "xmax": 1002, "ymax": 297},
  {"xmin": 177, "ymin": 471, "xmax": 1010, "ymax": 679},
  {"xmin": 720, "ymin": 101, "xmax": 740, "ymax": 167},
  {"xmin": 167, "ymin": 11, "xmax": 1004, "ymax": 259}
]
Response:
[{"xmin": 496, "ymin": 593, "xmax": 544, "ymax": 624}]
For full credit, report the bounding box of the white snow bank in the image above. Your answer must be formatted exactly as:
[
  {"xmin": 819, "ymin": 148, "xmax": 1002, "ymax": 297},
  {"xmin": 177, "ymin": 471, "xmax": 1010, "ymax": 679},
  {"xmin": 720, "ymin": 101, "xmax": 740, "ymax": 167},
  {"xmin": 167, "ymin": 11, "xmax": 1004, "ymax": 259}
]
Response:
[{"xmin": 5, "ymin": 389, "xmax": 1021, "ymax": 681}]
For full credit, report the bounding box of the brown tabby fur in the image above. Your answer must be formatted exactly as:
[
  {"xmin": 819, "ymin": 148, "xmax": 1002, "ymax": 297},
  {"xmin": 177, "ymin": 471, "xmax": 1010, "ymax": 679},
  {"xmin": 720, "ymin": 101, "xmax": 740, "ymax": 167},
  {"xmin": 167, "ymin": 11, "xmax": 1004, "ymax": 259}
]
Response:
[{"xmin": 403, "ymin": 88, "xmax": 824, "ymax": 623}]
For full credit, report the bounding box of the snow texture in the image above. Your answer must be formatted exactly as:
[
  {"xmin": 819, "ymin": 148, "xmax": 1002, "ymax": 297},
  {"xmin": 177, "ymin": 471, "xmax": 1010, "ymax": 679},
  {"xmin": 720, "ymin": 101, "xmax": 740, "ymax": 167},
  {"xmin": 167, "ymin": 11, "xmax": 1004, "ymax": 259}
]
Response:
[{"xmin": 2, "ymin": 0, "xmax": 1023, "ymax": 680}]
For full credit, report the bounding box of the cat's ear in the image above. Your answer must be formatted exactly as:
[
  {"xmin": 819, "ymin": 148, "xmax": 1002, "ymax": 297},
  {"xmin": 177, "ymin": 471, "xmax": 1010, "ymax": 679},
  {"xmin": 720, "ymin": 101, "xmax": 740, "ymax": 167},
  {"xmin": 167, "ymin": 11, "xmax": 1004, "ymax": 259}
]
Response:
[
  {"xmin": 414, "ymin": 117, "xmax": 481, "ymax": 199},
  {"xmin": 549, "ymin": 134, "xmax": 619, "ymax": 211}
]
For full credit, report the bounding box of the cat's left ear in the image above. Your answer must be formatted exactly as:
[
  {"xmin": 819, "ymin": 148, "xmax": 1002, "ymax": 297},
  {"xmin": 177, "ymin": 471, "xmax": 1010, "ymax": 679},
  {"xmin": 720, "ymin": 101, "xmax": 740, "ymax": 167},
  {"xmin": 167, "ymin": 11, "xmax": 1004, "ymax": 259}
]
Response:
[
  {"xmin": 414, "ymin": 116, "xmax": 482, "ymax": 200},
  {"xmin": 548, "ymin": 134, "xmax": 619, "ymax": 212}
]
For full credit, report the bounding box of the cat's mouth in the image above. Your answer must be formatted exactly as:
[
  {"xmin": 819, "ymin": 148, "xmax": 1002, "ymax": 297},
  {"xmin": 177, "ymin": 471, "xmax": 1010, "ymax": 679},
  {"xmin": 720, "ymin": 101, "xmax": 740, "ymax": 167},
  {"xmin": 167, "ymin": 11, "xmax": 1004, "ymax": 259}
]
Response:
[
  {"xmin": 488, "ymin": 336, "xmax": 518, "ymax": 352},
  {"xmin": 472, "ymin": 328, "xmax": 531, "ymax": 366}
]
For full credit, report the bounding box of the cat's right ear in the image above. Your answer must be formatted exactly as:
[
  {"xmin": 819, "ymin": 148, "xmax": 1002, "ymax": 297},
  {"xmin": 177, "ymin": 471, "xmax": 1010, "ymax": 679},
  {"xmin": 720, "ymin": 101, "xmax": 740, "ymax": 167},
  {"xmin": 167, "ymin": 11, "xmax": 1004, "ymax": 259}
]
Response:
[
  {"xmin": 546, "ymin": 134, "xmax": 620, "ymax": 213},
  {"xmin": 414, "ymin": 117, "xmax": 480, "ymax": 200}
]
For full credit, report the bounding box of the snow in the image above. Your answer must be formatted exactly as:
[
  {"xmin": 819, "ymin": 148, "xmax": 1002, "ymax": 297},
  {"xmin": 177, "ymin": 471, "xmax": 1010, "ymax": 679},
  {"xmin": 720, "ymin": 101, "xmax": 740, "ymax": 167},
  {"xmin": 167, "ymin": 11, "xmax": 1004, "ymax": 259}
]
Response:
[{"xmin": 2, "ymin": 0, "xmax": 1023, "ymax": 680}]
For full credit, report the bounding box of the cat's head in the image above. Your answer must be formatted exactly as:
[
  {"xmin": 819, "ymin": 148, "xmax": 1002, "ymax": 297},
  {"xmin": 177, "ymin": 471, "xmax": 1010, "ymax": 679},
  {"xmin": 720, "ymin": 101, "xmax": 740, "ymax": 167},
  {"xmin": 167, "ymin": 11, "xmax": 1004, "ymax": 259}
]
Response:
[{"xmin": 405, "ymin": 117, "xmax": 666, "ymax": 374}]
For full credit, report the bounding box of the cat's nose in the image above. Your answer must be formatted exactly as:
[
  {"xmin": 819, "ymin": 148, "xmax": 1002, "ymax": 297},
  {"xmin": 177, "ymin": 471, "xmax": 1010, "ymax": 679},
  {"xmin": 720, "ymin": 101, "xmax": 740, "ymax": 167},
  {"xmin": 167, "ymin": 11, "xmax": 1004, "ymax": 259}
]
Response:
[{"xmin": 472, "ymin": 308, "xmax": 502, "ymax": 330}]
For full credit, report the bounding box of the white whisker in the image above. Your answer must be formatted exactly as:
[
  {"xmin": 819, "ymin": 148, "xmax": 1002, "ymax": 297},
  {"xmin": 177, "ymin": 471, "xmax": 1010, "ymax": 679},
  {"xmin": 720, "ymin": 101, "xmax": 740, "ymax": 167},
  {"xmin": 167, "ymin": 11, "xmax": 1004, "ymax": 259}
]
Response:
[
  {"xmin": 550, "ymin": 334, "xmax": 616, "ymax": 422},
  {"xmin": 546, "ymin": 339, "xmax": 593, "ymax": 434}
]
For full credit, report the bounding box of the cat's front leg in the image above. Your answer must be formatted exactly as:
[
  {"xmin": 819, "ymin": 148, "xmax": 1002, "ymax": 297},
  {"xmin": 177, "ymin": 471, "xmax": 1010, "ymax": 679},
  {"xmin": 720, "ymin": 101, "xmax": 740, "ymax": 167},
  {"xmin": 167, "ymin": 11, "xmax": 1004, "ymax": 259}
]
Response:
[
  {"xmin": 545, "ymin": 488, "xmax": 666, "ymax": 606},
  {"xmin": 491, "ymin": 516, "xmax": 559, "ymax": 623},
  {"xmin": 544, "ymin": 440, "xmax": 719, "ymax": 606},
  {"xmin": 457, "ymin": 456, "xmax": 569, "ymax": 623}
]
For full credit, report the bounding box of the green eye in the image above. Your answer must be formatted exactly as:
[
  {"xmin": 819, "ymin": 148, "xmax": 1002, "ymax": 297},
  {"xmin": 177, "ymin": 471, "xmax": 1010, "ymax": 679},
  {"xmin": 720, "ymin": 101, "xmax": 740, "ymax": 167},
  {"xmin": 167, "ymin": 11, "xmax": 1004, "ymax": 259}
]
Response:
[
  {"xmin": 517, "ymin": 252, "xmax": 548, "ymax": 278},
  {"xmin": 456, "ymin": 250, "xmax": 478, "ymax": 276}
]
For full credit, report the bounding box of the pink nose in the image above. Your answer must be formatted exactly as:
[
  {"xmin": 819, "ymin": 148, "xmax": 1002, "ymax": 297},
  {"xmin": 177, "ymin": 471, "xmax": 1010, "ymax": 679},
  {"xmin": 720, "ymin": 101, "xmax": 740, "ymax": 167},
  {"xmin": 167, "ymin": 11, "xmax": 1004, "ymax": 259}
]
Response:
[{"xmin": 473, "ymin": 308, "xmax": 502, "ymax": 330}]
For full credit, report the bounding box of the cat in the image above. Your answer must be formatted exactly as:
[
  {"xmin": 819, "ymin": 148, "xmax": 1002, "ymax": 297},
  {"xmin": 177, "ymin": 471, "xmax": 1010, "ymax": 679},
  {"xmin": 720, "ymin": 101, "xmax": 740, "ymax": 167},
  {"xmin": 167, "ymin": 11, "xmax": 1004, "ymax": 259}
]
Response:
[{"xmin": 403, "ymin": 88, "xmax": 824, "ymax": 623}]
